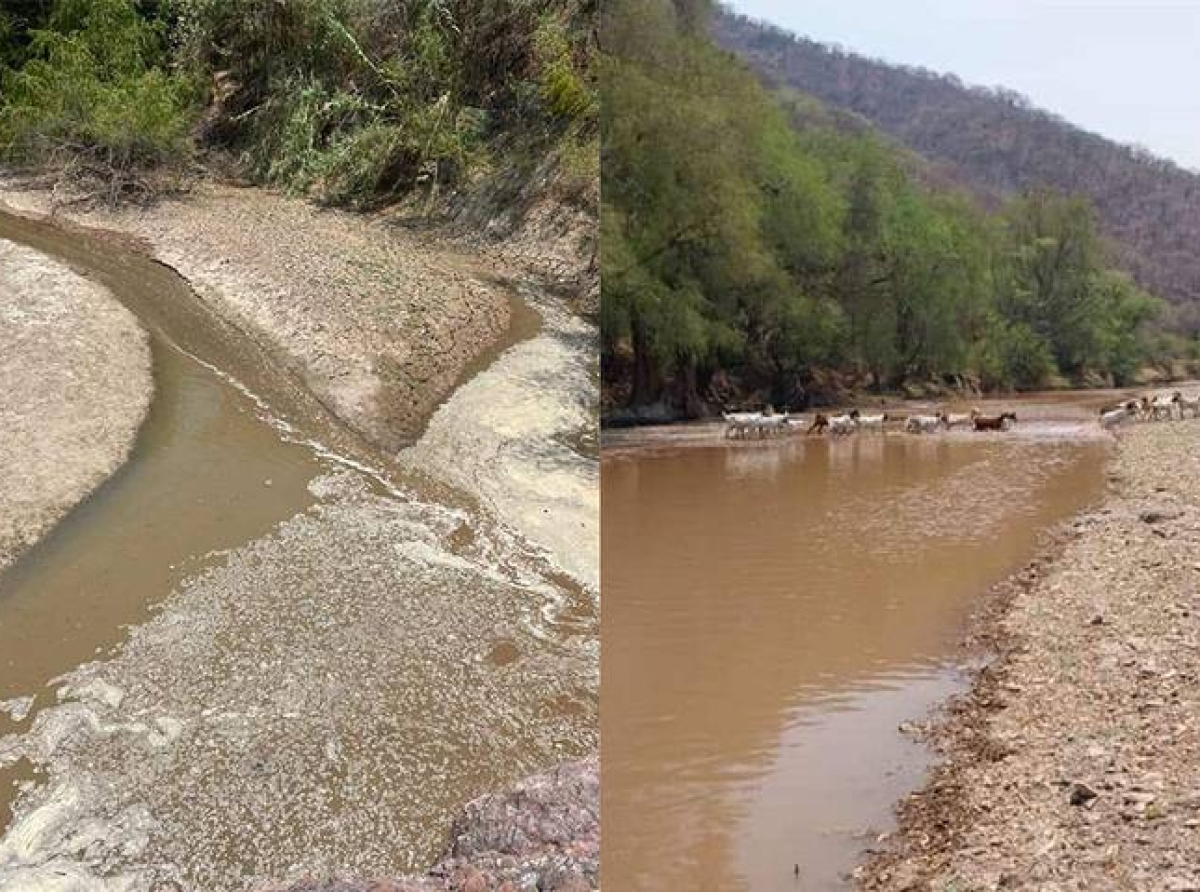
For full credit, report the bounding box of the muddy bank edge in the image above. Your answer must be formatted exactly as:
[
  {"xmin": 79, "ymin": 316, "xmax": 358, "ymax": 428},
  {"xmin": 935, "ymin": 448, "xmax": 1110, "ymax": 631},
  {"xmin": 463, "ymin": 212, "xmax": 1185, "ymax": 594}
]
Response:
[{"xmin": 861, "ymin": 420, "xmax": 1200, "ymax": 890}]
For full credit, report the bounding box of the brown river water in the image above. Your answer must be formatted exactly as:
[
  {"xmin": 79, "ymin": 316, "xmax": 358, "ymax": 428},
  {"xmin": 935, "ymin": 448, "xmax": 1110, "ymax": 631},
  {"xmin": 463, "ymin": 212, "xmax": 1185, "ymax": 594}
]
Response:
[
  {"xmin": 0, "ymin": 209, "xmax": 596, "ymax": 888},
  {"xmin": 602, "ymin": 401, "xmax": 1114, "ymax": 890}
]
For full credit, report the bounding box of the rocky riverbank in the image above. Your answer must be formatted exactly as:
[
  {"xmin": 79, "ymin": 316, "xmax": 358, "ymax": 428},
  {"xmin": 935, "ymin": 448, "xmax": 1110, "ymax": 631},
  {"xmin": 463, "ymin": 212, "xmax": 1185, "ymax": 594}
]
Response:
[
  {"xmin": 862, "ymin": 419, "xmax": 1200, "ymax": 890},
  {"xmin": 0, "ymin": 239, "xmax": 151, "ymax": 572}
]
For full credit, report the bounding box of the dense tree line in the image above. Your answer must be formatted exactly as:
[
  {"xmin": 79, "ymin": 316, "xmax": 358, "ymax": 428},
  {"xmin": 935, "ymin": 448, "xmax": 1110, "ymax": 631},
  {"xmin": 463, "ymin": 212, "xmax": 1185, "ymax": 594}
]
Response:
[
  {"xmin": 0, "ymin": 0, "xmax": 596, "ymax": 206},
  {"xmin": 602, "ymin": 0, "xmax": 1166, "ymax": 416},
  {"xmin": 713, "ymin": 8, "xmax": 1200, "ymax": 330}
]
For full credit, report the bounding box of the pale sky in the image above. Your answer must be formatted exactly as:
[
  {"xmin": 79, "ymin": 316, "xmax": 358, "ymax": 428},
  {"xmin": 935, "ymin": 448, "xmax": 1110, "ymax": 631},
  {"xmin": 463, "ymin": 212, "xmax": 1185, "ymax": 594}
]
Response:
[{"xmin": 726, "ymin": 0, "xmax": 1200, "ymax": 171}]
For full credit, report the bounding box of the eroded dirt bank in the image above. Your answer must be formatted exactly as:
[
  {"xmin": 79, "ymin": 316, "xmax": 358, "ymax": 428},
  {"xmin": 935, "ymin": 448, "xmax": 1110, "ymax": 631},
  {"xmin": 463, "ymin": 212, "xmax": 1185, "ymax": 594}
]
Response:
[
  {"xmin": 0, "ymin": 239, "xmax": 151, "ymax": 572},
  {"xmin": 0, "ymin": 176, "xmax": 513, "ymax": 451},
  {"xmin": 863, "ymin": 420, "xmax": 1200, "ymax": 891}
]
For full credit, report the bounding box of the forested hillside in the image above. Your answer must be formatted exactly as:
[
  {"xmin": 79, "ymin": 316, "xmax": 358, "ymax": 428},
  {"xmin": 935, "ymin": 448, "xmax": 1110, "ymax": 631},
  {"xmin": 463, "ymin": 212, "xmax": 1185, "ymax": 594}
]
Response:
[
  {"xmin": 0, "ymin": 0, "xmax": 596, "ymax": 211},
  {"xmin": 602, "ymin": 0, "xmax": 1174, "ymax": 419},
  {"xmin": 713, "ymin": 8, "xmax": 1200, "ymax": 326}
]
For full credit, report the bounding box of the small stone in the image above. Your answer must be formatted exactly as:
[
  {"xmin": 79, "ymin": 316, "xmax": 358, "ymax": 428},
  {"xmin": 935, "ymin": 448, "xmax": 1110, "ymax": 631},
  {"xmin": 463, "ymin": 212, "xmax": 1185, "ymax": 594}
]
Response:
[
  {"xmin": 1139, "ymin": 507, "xmax": 1177, "ymax": 524},
  {"xmin": 1069, "ymin": 782, "xmax": 1099, "ymax": 806}
]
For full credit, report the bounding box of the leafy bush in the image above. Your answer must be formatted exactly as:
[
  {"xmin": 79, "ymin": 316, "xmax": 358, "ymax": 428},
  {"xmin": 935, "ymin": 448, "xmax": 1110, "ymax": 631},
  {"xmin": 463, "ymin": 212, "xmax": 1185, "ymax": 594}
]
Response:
[
  {"xmin": 0, "ymin": 0, "xmax": 195, "ymax": 186},
  {"xmin": 0, "ymin": 0, "xmax": 597, "ymax": 206},
  {"xmin": 168, "ymin": 0, "xmax": 596, "ymax": 204},
  {"xmin": 535, "ymin": 16, "xmax": 596, "ymax": 124}
]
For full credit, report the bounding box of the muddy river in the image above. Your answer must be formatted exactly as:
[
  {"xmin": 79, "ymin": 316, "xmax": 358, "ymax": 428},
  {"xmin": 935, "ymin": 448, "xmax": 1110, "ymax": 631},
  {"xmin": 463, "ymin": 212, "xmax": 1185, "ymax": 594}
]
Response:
[
  {"xmin": 0, "ymin": 210, "xmax": 596, "ymax": 889},
  {"xmin": 602, "ymin": 402, "xmax": 1113, "ymax": 890}
]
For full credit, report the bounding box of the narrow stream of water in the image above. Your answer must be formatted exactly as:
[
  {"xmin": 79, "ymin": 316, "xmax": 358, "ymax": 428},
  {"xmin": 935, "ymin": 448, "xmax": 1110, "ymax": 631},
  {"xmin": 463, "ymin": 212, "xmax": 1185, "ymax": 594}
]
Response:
[
  {"xmin": 602, "ymin": 406, "xmax": 1111, "ymax": 890},
  {"xmin": 0, "ymin": 209, "xmax": 335, "ymax": 736}
]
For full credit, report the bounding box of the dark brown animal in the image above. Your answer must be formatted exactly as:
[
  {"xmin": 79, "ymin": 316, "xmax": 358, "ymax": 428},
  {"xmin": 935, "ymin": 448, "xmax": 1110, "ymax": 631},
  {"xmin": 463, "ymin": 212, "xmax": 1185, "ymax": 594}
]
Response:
[
  {"xmin": 973, "ymin": 411, "xmax": 1017, "ymax": 431},
  {"xmin": 807, "ymin": 413, "xmax": 829, "ymax": 435}
]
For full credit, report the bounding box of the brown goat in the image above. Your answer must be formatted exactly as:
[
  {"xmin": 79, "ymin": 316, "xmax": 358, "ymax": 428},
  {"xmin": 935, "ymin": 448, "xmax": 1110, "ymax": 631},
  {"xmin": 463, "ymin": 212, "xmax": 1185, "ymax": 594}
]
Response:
[{"xmin": 973, "ymin": 411, "xmax": 1017, "ymax": 432}]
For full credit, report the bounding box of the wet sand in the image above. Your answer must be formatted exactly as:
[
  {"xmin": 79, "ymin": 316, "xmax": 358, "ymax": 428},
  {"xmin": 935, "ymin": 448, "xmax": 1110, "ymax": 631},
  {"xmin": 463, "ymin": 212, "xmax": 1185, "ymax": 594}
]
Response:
[
  {"xmin": 863, "ymin": 416, "xmax": 1200, "ymax": 891},
  {"xmin": 602, "ymin": 402, "xmax": 1111, "ymax": 890},
  {"xmin": 0, "ymin": 239, "xmax": 151, "ymax": 573}
]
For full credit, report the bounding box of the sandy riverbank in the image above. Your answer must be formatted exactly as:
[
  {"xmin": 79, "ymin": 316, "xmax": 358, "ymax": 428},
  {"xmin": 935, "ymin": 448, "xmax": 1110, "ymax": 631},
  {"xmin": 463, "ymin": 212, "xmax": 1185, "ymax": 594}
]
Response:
[
  {"xmin": 862, "ymin": 419, "xmax": 1200, "ymax": 890},
  {"xmin": 0, "ymin": 176, "xmax": 513, "ymax": 451},
  {"xmin": 0, "ymin": 239, "xmax": 151, "ymax": 572}
]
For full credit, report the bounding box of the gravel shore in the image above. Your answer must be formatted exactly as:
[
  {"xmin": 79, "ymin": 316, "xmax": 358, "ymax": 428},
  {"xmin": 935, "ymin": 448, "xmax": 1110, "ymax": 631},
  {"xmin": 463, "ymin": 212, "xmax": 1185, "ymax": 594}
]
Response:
[
  {"xmin": 862, "ymin": 419, "xmax": 1200, "ymax": 891},
  {"xmin": 0, "ymin": 178, "xmax": 512, "ymax": 450},
  {"xmin": 0, "ymin": 239, "xmax": 151, "ymax": 571}
]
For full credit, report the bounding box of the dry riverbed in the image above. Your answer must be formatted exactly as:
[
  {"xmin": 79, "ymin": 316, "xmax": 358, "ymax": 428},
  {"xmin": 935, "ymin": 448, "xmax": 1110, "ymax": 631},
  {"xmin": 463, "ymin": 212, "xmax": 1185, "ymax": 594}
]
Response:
[
  {"xmin": 0, "ymin": 239, "xmax": 151, "ymax": 572},
  {"xmin": 0, "ymin": 179, "xmax": 598, "ymax": 889},
  {"xmin": 0, "ymin": 176, "xmax": 513, "ymax": 450},
  {"xmin": 863, "ymin": 419, "xmax": 1200, "ymax": 891}
]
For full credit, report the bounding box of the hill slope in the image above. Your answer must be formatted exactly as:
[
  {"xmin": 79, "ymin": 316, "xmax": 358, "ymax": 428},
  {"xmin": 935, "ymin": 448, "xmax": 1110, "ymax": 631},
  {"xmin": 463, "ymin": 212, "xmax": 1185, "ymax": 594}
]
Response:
[{"xmin": 713, "ymin": 9, "xmax": 1200, "ymax": 325}]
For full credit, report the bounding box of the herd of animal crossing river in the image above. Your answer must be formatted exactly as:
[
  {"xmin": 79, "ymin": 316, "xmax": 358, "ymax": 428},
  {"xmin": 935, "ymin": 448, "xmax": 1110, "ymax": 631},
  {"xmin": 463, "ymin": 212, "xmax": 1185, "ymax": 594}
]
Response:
[{"xmin": 0, "ymin": 204, "xmax": 1160, "ymax": 892}]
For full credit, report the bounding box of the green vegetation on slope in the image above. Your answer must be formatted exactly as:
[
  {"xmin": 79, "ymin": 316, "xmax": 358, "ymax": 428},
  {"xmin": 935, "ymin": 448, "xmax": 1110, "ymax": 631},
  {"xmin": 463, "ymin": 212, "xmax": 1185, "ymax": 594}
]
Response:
[
  {"xmin": 0, "ymin": 0, "xmax": 195, "ymax": 197},
  {"xmin": 713, "ymin": 9, "xmax": 1200, "ymax": 331},
  {"xmin": 601, "ymin": 0, "xmax": 1167, "ymax": 415},
  {"xmin": 0, "ymin": 0, "xmax": 597, "ymax": 208}
]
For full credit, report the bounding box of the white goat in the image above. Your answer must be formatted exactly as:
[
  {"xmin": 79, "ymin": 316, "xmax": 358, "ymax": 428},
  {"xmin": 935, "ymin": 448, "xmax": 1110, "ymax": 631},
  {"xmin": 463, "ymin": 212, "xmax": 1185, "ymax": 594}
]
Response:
[
  {"xmin": 723, "ymin": 412, "xmax": 763, "ymax": 439},
  {"xmin": 855, "ymin": 412, "xmax": 889, "ymax": 432},
  {"xmin": 1099, "ymin": 406, "xmax": 1132, "ymax": 429},
  {"xmin": 945, "ymin": 408, "xmax": 981, "ymax": 429},
  {"xmin": 1178, "ymin": 394, "xmax": 1200, "ymax": 419},
  {"xmin": 828, "ymin": 413, "xmax": 860, "ymax": 436},
  {"xmin": 1149, "ymin": 393, "xmax": 1181, "ymax": 421},
  {"xmin": 905, "ymin": 413, "xmax": 947, "ymax": 434},
  {"xmin": 751, "ymin": 415, "xmax": 792, "ymax": 437}
]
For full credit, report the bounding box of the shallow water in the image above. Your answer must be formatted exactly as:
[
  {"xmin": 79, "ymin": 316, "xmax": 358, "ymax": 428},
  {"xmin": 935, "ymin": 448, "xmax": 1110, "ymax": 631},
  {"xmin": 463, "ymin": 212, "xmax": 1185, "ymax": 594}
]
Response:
[{"xmin": 602, "ymin": 408, "xmax": 1110, "ymax": 890}]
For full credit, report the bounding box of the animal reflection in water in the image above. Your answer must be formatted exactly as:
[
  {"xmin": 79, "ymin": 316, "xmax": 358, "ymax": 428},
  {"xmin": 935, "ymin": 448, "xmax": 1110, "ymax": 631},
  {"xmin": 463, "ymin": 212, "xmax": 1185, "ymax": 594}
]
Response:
[{"xmin": 722, "ymin": 406, "xmax": 1018, "ymax": 439}]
